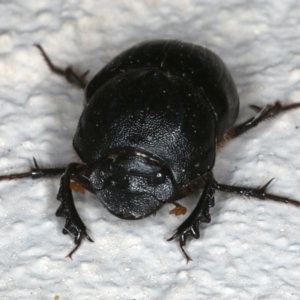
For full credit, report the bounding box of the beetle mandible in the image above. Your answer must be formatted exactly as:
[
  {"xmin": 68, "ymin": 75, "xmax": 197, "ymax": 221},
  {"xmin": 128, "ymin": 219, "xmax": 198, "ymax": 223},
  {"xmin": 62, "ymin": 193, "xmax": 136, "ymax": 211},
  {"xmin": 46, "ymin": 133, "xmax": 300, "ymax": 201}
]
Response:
[{"xmin": 1, "ymin": 40, "xmax": 300, "ymax": 261}]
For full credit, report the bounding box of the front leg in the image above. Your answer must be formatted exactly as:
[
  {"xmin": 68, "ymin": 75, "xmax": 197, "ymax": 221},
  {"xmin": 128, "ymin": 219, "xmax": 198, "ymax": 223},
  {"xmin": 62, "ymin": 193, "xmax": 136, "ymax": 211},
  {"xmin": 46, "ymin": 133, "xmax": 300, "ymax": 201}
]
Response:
[
  {"xmin": 56, "ymin": 163, "xmax": 93, "ymax": 258},
  {"xmin": 168, "ymin": 176, "xmax": 215, "ymax": 262}
]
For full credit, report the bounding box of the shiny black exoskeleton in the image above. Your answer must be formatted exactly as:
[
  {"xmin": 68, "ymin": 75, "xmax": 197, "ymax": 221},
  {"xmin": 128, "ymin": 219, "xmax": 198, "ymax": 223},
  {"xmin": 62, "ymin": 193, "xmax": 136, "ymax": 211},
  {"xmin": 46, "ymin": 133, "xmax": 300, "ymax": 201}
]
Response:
[
  {"xmin": 75, "ymin": 40, "xmax": 239, "ymax": 219},
  {"xmin": 2, "ymin": 40, "xmax": 300, "ymax": 261}
]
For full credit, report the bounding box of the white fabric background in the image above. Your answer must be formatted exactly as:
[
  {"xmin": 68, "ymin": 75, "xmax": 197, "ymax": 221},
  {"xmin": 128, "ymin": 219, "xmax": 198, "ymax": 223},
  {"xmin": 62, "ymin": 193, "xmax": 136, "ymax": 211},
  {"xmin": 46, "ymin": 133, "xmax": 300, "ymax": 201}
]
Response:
[{"xmin": 1, "ymin": 1, "xmax": 300, "ymax": 299}]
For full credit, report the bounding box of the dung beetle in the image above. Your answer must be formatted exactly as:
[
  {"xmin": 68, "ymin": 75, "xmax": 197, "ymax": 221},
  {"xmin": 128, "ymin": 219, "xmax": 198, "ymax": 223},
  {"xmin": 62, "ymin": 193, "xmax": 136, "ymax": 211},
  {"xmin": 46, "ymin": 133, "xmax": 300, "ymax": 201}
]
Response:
[{"xmin": 1, "ymin": 40, "xmax": 300, "ymax": 261}]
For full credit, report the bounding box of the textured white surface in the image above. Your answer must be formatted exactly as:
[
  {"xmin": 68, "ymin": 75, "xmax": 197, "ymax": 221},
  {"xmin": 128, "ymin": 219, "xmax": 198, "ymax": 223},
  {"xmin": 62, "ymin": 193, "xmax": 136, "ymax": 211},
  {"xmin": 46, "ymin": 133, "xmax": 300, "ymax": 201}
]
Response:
[{"xmin": 1, "ymin": 0, "xmax": 300, "ymax": 299}]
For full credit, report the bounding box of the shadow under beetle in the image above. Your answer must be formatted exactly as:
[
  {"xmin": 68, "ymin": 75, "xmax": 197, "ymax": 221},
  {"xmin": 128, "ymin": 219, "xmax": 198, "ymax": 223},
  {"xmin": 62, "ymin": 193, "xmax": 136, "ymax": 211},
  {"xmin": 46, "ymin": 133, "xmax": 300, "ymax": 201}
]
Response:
[{"xmin": 1, "ymin": 40, "xmax": 300, "ymax": 261}]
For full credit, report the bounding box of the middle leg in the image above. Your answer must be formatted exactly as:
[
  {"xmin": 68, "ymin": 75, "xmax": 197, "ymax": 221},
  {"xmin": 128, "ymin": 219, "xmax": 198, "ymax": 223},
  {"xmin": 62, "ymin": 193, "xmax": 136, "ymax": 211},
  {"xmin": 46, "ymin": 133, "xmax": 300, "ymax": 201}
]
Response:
[{"xmin": 214, "ymin": 179, "xmax": 300, "ymax": 208}]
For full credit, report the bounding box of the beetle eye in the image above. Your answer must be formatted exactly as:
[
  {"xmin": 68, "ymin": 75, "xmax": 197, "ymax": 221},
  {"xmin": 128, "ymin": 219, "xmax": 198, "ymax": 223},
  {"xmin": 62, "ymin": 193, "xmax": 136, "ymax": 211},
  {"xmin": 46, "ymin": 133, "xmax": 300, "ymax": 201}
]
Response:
[{"xmin": 147, "ymin": 172, "xmax": 166, "ymax": 185}]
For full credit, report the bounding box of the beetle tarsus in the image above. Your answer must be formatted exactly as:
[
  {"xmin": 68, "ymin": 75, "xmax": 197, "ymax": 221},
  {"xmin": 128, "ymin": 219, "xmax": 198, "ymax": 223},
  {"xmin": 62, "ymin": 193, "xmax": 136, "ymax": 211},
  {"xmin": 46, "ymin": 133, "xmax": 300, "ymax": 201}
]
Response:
[
  {"xmin": 34, "ymin": 44, "xmax": 88, "ymax": 89},
  {"xmin": 65, "ymin": 229, "xmax": 93, "ymax": 259}
]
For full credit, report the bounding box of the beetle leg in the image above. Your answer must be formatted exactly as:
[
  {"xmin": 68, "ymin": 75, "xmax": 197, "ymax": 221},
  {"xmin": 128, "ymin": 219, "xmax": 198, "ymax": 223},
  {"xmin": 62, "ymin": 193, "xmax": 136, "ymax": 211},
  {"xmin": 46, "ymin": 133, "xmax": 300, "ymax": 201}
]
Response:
[
  {"xmin": 0, "ymin": 157, "xmax": 66, "ymax": 180},
  {"xmin": 56, "ymin": 163, "xmax": 94, "ymax": 259},
  {"xmin": 229, "ymin": 100, "xmax": 300, "ymax": 138},
  {"xmin": 168, "ymin": 177, "xmax": 215, "ymax": 262},
  {"xmin": 214, "ymin": 178, "xmax": 300, "ymax": 207},
  {"xmin": 34, "ymin": 44, "xmax": 89, "ymax": 89},
  {"xmin": 0, "ymin": 158, "xmax": 94, "ymax": 257}
]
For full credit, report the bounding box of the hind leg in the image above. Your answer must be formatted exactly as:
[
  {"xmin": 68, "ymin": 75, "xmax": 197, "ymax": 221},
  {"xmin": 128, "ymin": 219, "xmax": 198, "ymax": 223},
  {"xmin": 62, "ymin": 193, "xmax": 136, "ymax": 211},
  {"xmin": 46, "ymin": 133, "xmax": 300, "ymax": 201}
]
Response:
[
  {"xmin": 227, "ymin": 101, "xmax": 300, "ymax": 139},
  {"xmin": 34, "ymin": 44, "xmax": 89, "ymax": 89}
]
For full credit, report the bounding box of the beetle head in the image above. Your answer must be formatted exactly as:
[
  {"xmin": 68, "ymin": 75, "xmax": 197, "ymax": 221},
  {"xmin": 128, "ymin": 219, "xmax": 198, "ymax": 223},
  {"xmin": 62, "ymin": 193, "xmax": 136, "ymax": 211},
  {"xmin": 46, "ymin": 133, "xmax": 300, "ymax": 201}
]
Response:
[{"xmin": 89, "ymin": 149, "xmax": 176, "ymax": 219}]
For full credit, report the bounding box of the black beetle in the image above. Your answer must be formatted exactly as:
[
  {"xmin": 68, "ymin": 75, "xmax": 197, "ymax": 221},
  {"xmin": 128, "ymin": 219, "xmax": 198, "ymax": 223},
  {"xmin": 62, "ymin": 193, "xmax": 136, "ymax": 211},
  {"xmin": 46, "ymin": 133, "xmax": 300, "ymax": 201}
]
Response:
[{"xmin": 1, "ymin": 40, "xmax": 300, "ymax": 261}]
